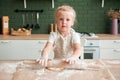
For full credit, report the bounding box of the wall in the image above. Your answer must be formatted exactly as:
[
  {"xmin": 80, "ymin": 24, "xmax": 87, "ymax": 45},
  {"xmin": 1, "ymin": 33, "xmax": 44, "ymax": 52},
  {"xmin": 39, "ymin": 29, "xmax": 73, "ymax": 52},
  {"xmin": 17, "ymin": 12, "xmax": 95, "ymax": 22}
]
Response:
[{"xmin": 0, "ymin": 0, "xmax": 120, "ymax": 34}]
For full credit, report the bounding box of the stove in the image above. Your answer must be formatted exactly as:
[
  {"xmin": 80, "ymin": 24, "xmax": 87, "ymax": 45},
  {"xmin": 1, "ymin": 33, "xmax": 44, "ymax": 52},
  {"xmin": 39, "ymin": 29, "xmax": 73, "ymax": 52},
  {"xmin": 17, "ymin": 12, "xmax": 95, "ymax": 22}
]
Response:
[
  {"xmin": 77, "ymin": 32, "xmax": 99, "ymax": 59},
  {"xmin": 78, "ymin": 32, "xmax": 98, "ymax": 38}
]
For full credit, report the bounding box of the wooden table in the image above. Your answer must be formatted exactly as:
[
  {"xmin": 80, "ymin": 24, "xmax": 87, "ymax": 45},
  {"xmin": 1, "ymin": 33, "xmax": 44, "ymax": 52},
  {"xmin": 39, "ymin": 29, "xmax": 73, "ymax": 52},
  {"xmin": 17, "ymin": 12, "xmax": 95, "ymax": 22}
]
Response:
[{"xmin": 0, "ymin": 59, "xmax": 120, "ymax": 80}]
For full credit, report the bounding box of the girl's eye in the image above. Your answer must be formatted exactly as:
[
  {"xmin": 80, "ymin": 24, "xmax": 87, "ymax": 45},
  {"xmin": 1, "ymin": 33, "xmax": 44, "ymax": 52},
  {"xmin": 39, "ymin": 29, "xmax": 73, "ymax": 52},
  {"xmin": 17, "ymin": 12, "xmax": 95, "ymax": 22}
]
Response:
[
  {"xmin": 59, "ymin": 18, "xmax": 70, "ymax": 21},
  {"xmin": 59, "ymin": 18, "xmax": 63, "ymax": 21},
  {"xmin": 66, "ymin": 19, "xmax": 70, "ymax": 21}
]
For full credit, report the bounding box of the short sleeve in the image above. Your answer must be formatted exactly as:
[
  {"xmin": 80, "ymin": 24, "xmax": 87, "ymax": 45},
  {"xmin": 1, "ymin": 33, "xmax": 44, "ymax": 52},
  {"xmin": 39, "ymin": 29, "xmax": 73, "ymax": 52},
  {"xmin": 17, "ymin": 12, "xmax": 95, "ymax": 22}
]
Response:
[
  {"xmin": 47, "ymin": 32, "xmax": 57, "ymax": 43},
  {"xmin": 72, "ymin": 32, "xmax": 81, "ymax": 44}
]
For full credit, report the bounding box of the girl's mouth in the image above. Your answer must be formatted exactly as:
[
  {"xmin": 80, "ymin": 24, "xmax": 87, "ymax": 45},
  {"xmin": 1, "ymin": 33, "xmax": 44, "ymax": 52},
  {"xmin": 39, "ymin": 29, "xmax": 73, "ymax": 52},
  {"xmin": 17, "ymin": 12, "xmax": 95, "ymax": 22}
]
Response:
[{"xmin": 62, "ymin": 26, "xmax": 66, "ymax": 27}]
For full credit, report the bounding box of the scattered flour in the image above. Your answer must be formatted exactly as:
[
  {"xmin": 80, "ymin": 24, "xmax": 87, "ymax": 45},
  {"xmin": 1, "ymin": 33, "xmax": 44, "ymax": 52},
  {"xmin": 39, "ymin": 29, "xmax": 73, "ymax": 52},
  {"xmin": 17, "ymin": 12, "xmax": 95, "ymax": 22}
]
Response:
[
  {"xmin": 0, "ymin": 62, "xmax": 21, "ymax": 73},
  {"xmin": 36, "ymin": 68, "xmax": 45, "ymax": 75},
  {"xmin": 57, "ymin": 70, "xmax": 79, "ymax": 77},
  {"xmin": 35, "ymin": 77, "xmax": 50, "ymax": 80},
  {"xmin": 105, "ymin": 60, "xmax": 120, "ymax": 64}
]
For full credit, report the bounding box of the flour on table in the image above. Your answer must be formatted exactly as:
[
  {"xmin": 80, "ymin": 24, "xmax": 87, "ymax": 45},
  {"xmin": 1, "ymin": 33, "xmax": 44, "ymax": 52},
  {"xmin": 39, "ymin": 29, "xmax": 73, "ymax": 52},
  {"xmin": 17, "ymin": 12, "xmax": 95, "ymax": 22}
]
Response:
[
  {"xmin": 0, "ymin": 62, "xmax": 20, "ymax": 73},
  {"xmin": 36, "ymin": 68, "xmax": 45, "ymax": 75},
  {"xmin": 105, "ymin": 60, "xmax": 120, "ymax": 64},
  {"xmin": 57, "ymin": 70, "xmax": 79, "ymax": 77}
]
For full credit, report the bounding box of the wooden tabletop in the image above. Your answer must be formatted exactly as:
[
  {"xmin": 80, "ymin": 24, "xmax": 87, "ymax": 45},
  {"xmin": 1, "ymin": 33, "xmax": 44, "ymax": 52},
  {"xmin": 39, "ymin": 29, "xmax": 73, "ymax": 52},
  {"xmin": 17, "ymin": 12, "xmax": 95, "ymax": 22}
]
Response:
[
  {"xmin": 0, "ymin": 34, "xmax": 49, "ymax": 40},
  {"xmin": 0, "ymin": 34, "xmax": 120, "ymax": 40},
  {"xmin": 0, "ymin": 59, "xmax": 120, "ymax": 80}
]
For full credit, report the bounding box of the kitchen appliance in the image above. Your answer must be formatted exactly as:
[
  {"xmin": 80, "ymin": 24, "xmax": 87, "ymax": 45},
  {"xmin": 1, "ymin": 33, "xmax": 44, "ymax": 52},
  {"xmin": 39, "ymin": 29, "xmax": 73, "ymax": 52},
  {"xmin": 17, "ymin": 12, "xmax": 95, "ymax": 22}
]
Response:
[
  {"xmin": 78, "ymin": 32, "xmax": 99, "ymax": 59},
  {"xmin": 79, "ymin": 32, "xmax": 98, "ymax": 38},
  {"xmin": 83, "ymin": 40, "xmax": 100, "ymax": 59}
]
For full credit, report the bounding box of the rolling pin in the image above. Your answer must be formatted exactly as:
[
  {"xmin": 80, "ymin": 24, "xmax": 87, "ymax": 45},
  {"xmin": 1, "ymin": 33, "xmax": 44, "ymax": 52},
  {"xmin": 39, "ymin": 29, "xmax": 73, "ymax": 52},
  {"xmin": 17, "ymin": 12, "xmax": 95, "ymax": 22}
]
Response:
[
  {"xmin": 23, "ymin": 60, "xmax": 38, "ymax": 64},
  {"xmin": 23, "ymin": 59, "xmax": 99, "ymax": 71}
]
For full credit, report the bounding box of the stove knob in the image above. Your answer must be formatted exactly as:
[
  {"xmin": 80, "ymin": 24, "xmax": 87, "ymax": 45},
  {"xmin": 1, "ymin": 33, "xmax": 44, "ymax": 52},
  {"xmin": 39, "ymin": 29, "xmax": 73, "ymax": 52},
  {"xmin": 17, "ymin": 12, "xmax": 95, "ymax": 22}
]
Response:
[{"xmin": 90, "ymin": 43, "xmax": 93, "ymax": 45}]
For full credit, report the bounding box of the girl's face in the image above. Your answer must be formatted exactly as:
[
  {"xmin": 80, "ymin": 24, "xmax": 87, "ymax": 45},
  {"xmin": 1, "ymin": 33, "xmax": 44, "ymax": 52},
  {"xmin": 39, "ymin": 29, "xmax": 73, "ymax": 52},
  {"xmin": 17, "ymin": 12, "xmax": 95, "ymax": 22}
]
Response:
[{"xmin": 56, "ymin": 11, "xmax": 74, "ymax": 33}]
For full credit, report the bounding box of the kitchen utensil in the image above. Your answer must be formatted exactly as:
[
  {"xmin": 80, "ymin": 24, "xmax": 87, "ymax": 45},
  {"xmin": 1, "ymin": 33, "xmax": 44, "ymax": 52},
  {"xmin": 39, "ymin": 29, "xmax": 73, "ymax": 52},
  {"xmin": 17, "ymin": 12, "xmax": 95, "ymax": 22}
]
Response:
[
  {"xmin": 25, "ymin": 13, "xmax": 30, "ymax": 29},
  {"xmin": 30, "ymin": 13, "xmax": 34, "ymax": 29},
  {"xmin": 22, "ymin": 14, "xmax": 26, "ymax": 28},
  {"xmin": 35, "ymin": 12, "xmax": 40, "ymax": 29},
  {"xmin": 23, "ymin": 60, "xmax": 99, "ymax": 71},
  {"xmin": 23, "ymin": 60, "xmax": 37, "ymax": 64},
  {"xmin": 101, "ymin": 0, "xmax": 104, "ymax": 8},
  {"xmin": 24, "ymin": 0, "xmax": 27, "ymax": 8},
  {"xmin": 23, "ymin": 59, "xmax": 51, "ymax": 64},
  {"xmin": 52, "ymin": 0, "xmax": 54, "ymax": 8},
  {"xmin": 46, "ymin": 67, "xmax": 99, "ymax": 71}
]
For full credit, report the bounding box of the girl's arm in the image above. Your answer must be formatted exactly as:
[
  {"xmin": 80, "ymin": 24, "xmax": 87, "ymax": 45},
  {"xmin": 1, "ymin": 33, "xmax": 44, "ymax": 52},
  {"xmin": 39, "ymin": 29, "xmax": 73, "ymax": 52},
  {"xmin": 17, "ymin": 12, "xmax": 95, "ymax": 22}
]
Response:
[
  {"xmin": 72, "ymin": 43, "xmax": 81, "ymax": 59},
  {"xmin": 41, "ymin": 42, "xmax": 53, "ymax": 58},
  {"xmin": 37, "ymin": 42, "xmax": 53, "ymax": 66},
  {"xmin": 63, "ymin": 43, "xmax": 81, "ymax": 64}
]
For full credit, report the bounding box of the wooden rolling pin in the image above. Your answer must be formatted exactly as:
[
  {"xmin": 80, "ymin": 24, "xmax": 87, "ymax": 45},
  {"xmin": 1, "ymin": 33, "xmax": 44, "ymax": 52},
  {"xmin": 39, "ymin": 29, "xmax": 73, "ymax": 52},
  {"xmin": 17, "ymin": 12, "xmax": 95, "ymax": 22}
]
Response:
[
  {"xmin": 23, "ymin": 60, "xmax": 38, "ymax": 64},
  {"xmin": 23, "ymin": 59, "xmax": 99, "ymax": 71}
]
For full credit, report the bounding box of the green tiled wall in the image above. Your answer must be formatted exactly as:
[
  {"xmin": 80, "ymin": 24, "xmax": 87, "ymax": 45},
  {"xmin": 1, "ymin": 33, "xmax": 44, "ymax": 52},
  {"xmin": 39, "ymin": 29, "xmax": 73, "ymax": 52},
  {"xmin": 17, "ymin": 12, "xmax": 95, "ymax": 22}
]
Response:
[{"xmin": 0, "ymin": 0, "xmax": 120, "ymax": 34}]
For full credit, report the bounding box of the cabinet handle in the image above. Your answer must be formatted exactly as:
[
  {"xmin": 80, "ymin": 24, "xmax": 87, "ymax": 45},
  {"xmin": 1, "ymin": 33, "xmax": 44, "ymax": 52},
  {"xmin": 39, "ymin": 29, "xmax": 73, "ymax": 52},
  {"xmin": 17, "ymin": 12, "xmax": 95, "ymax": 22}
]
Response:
[
  {"xmin": 39, "ymin": 49, "xmax": 43, "ymax": 52},
  {"xmin": 89, "ymin": 43, "xmax": 93, "ymax": 45},
  {"xmin": 84, "ymin": 49, "xmax": 96, "ymax": 51},
  {"xmin": 113, "ymin": 49, "xmax": 120, "ymax": 52},
  {"xmin": 38, "ymin": 41, "xmax": 47, "ymax": 44},
  {"xmin": 0, "ymin": 41, "xmax": 10, "ymax": 44},
  {"xmin": 113, "ymin": 41, "xmax": 120, "ymax": 43}
]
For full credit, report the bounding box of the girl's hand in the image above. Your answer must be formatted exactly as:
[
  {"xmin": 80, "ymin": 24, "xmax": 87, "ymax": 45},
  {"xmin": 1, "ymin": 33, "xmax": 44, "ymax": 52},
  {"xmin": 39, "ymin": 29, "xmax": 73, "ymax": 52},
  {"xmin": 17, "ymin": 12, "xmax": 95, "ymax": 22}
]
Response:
[
  {"xmin": 36, "ymin": 57, "xmax": 48, "ymax": 67},
  {"xmin": 62, "ymin": 57, "xmax": 78, "ymax": 64}
]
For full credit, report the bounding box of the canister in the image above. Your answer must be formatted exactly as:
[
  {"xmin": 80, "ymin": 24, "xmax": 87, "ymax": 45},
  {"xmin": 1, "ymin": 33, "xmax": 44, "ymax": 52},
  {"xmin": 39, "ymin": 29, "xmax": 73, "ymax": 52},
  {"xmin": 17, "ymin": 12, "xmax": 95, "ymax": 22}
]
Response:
[
  {"xmin": 50, "ymin": 24, "xmax": 54, "ymax": 32},
  {"xmin": 2, "ymin": 16, "xmax": 9, "ymax": 35},
  {"xmin": 111, "ymin": 18, "xmax": 118, "ymax": 35}
]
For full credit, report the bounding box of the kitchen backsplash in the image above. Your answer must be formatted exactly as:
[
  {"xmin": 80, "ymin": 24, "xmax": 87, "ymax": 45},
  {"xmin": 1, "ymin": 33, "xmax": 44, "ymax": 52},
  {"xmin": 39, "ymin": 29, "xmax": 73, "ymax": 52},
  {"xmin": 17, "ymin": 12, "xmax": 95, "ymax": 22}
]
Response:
[{"xmin": 0, "ymin": 0, "xmax": 120, "ymax": 34}]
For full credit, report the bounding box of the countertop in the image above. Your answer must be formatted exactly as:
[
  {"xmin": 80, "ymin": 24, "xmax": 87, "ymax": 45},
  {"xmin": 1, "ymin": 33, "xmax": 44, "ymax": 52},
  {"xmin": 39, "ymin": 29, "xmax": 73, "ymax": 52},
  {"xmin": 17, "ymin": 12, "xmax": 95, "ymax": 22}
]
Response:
[
  {"xmin": 0, "ymin": 59, "xmax": 120, "ymax": 80},
  {"xmin": 0, "ymin": 34, "xmax": 120, "ymax": 40},
  {"xmin": 0, "ymin": 34, "xmax": 49, "ymax": 40}
]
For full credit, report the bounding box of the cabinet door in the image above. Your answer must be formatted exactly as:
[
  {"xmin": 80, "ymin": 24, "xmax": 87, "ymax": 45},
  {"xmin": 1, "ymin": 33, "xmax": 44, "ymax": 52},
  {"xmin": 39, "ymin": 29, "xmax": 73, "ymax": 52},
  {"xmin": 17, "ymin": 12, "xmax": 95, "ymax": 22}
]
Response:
[
  {"xmin": 100, "ymin": 49, "xmax": 120, "ymax": 59},
  {"xmin": 100, "ymin": 40, "xmax": 120, "ymax": 48},
  {"xmin": 0, "ymin": 40, "xmax": 47, "ymax": 60},
  {"xmin": 100, "ymin": 40, "xmax": 120, "ymax": 59}
]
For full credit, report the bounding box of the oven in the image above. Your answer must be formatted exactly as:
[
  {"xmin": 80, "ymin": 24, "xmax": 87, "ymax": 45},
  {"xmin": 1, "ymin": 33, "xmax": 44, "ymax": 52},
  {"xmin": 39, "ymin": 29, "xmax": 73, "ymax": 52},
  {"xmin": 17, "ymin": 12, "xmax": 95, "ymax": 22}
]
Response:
[
  {"xmin": 78, "ymin": 32, "xmax": 100, "ymax": 59},
  {"xmin": 83, "ymin": 40, "xmax": 100, "ymax": 59}
]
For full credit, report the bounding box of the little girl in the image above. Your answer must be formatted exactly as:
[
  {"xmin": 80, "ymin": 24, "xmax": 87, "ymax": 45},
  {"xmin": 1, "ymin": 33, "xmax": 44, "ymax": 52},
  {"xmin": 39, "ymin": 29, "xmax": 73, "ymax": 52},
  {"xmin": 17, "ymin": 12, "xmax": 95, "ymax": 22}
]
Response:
[{"xmin": 37, "ymin": 5, "xmax": 81, "ymax": 66}]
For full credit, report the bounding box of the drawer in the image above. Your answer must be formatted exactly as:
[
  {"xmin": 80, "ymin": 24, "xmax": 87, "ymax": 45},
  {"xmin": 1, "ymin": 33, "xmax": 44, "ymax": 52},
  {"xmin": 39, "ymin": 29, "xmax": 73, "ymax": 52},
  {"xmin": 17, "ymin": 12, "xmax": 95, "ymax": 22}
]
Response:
[
  {"xmin": 100, "ymin": 49, "xmax": 120, "ymax": 59},
  {"xmin": 84, "ymin": 40, "xmax": 99, "ymax": 47},
  {"xmin": 100, "ymin": 40, "xmax": 120, "ymax": 48},
  {"xmin": 0, "ymin": 40, "xmax": 47, "ymax": 60}
]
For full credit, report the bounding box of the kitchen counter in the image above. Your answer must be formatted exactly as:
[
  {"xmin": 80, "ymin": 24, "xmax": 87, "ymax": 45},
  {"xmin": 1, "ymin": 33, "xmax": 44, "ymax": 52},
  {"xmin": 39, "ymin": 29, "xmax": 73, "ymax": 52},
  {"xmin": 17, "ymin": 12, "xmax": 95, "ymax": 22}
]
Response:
[
  {"xmin": 87, "ymin": 34, "xmax": 120, "ymax": 40},
  {"xmin": 0, "ymin": 34, "xmax": 120, "ymax": 40},
  {"xmin": 0, "ymin": 34, "xmax": 49, "ymax": 40},
  {"xmin": 0, "ymin": 59, "xmax": 120, "ymax": 80}
]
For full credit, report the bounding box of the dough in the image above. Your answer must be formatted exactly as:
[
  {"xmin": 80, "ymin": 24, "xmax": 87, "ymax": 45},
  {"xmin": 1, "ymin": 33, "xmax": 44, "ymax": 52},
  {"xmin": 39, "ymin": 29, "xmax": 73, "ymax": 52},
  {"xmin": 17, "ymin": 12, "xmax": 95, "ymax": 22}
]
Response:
[{"xmin": 46, "ymin": 67, "xmax": 64, "ymax": 71}]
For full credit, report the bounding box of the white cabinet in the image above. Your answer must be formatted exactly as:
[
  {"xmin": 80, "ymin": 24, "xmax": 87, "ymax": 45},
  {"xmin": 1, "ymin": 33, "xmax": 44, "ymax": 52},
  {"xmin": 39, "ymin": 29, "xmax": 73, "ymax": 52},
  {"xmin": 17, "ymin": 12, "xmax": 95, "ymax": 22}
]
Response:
[
  {"xmin": 0, "ymin": 40, "xmax": 47, "ymax": 60},
  {"xmin": 100, "ymin": 40, "xmax": 120, "ymax": 59}
]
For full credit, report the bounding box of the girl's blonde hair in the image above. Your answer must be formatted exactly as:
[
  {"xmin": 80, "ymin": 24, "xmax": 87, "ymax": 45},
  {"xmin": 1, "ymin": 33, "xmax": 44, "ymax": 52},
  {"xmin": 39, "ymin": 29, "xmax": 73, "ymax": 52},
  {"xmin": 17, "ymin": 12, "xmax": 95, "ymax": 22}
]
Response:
[{"xmin": 55, "ymin": 5, "xmax": 76, "ymax": 25}]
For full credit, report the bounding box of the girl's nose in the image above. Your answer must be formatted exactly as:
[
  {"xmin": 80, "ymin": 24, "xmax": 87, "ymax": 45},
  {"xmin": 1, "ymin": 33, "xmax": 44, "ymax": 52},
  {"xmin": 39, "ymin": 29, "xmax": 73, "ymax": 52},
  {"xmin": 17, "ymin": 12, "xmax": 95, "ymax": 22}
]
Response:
[{"xmin": 62, "ymin": 19, "xmax": 67, "ymax": 24}]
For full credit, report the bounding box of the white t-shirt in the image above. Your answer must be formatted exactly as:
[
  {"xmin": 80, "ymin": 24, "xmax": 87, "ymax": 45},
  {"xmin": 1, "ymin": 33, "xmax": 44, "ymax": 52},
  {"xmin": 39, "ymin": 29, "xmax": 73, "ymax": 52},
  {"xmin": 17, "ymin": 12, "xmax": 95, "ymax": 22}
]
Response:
[{"xmin": 48, "ymin": 28, "xmax": 80, "ymax": 59}]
